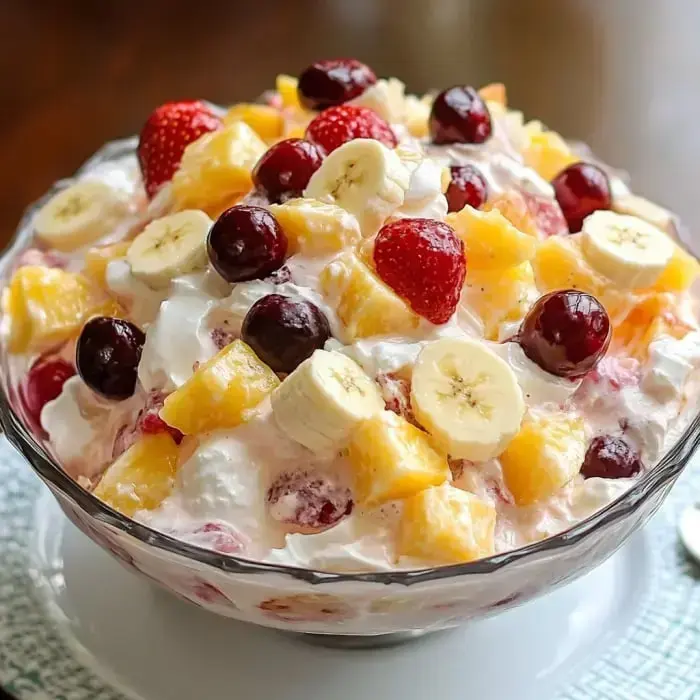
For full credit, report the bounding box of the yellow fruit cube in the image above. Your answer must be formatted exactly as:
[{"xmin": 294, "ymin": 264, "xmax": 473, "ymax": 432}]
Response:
[
  {"xmin": 446, "ymin": 206, "xmax": 537, "ymax": 269},
  {"xmin": 5, "ymin": 266, "xmax": 117, "ymax": 353},
  {"xmin": 224, "ymin": 103, "xmax": 284, "ymax": 142},
  {"xmin": 276, "ymin": 74, "xmax": 301, "ymax": 110},
  {"xmin": 160, "ymin": 340, "xmax": 279, "ymax": 435},
  {"xmin": 522, "ymin": 122, "xmax": 578, "ymax": 182},
  {"xmin": 478, "ymin": 82, "xmax": 507, "ymax": 107},
  {"xmin": 532, "ymin": 236, "xmax": 633, "ymax": 322},
  {"xmin": 320, "ymin": 251, "xmax": 421, "ymax": 340},
  {"xmin": 612, "ymin": 293, "xmax": 691, "ymax": 359},
  {"xmin": 465, "ymin": 262, "xmax": 537, "ymax": 340},
  {"xmin": 484, "ymin": 191, "xmax": 540, "ymax": 238},
  {"xmin": 500, "ymin": 414, "xmax": 586, "ymax": 506},
  {"xmin": 533, "ymin": 233, "xmax": 610, "ymax": 295},
  {"xmin": 653, "ymin": 244, "xmax": 700, "ymax": 293},
  {"xmin": 348, "ymin": 411, "xmax": 450, "ymax": 507},
  {"xmin": 270, "ymin": 198, "xmax": 362, "ymax": 255},
  {"xmin": 404, "ymin": 94, "xmax": 432, "ymax": 138},
  {"xmin": 94, "ymin": 433, "xmax": 180, "ymax": 517},
  {"xmin": 398, "ymin": 484, "xmax": 496, "ymax": 564},
  {"xmin": 83, "ymin": 241, "xmax": 131, "ymax": 289},
  {"xmin": 172, "ymin": 123, "xmax": 267, "ymax": 213}
]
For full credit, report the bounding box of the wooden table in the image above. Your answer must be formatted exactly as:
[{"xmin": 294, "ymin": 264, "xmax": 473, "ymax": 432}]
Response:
[{"xmin": 2, "ymin": 0, "xmax": 698, "ymax": 245}]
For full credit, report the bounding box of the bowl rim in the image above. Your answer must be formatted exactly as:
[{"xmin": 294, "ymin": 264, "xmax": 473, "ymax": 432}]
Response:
[{"xmin": 2, "ymin": 136, "xmax": 699, "ymax": 586}]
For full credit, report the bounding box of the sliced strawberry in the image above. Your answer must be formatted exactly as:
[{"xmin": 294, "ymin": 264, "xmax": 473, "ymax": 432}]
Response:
[
  {"xmin": 305, "ymin": 105, "xmax": 397, "ymax": 154},
  {"xmin": 137, "ymin": 100, "xmax": 222, "ymax": 198}
]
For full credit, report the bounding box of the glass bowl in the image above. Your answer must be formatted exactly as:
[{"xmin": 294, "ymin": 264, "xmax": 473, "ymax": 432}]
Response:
[{"xmin": 2, "ymin": 137, "xmax": 699, "ymax": 641}]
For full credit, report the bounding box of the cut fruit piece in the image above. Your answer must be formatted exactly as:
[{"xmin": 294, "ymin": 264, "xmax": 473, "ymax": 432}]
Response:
[
  {"xmin": 478, "ymin": 82, "xmax": 507, "ymax": 107},
  {"xmin": 533, "ymin": 235, "xmax": 606, "ymax": 297},
  {"xmin": 271, "ymin": 349, "xmax": 384, "ymax": 454},
  {"xmin": 580, "ymin": 211, "xmax": 674, "ymax": 290},
  {"xmin": 83, "ymin": 241, "xmax": 131, "ymax": 289},
  {"xmin": 276, "ymin": 74, "xmax": 302, "ymax": 110},
  {"xmin": 94, "ymin": 433, "xmax": 180, "ymax": 517},
  {"xmin": 404, "ymin": 94, "xmax": 432, "ymax": 138},
  {"xmin": 171, "ymin": 123, "xmax": 267, "ymax": 213},
  {"xmin": 269, "ymin": 198, "xmax": 362, "ymax": 255},
  {"xmin": 613, "ymin": 194, "xmax": 674, "ymax": 233},
  {"xmin": 224, "ymin": 103, "xmax": 284, "ymax": 141},
  {"xmin": 465, "ymin": 262, "xmax": 537, "ymax": 340},
  {"xmin": 127, "ymin": 210, "xmax": 213, "ymax": 289},
  {"xmin": 652, "ymin": 244, "xmax": 700, "ymax": 293},
  {"xmin": 320, "ymin": 250, "xmax": 421, "ymax": 340},
  {"xmin": 348, "ymin": 410, "xmax": 450, "ymax": 507},
  {"xmin": 160, "ymin": 340, "xmax": 279, "ymax": 435},
  {"xmin": 411, "ymin": 338, "xmax": 525, "ymax": 461},
  {"xmin": 446, "ymin": 206, "xmax": 536, "ymax": 269},
  {"xmin": 499, "ymin": 413, "xmax": 586, "ymax": 506},
  {"xmin": 612, "ymin": 293, "xmax": 691, "ymax": 359},
  {"xmin": 522, "ymin": 122, "xmax": 578, "ymax": 182},
  {"xmin": 398, "ymin": 483, "xmax": 496, "ymax": 564},
  {"xmin": 34, "ymin": 181, "xmax": 128, "ymax": 252},
  {"xmin": 5, "ymin": 266, "xmax": 119, "ymax": 354},
  {"xmin": 484, "ymin": 191, "xmax": 539, "ymax": 238},
  {"xmin": 531, "ymin": 234, "xmax": 633, "ymax": 323}
]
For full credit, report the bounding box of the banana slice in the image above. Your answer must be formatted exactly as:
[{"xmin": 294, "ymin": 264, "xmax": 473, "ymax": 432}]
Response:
[
  {"xmin": 271, "ymin": 349, "xmax": 384, "ymax": 454},
  {"xmin": 304, "ymin": 138, "xmax": 410, "ymax": 235},
  {"xmin": 34, "ymin": 181, "xmax": 128, "ymax": 252},
  {"xmin": 411, "ymin": 338, "xmax": 525, "ymax": 461},
  {"xmin": 127, "ymin": 210, "xmax": 213, "ymax": 289},
  {"xmin": 581, "ymin": 210, "xmax": 674, "ymax": 289}
]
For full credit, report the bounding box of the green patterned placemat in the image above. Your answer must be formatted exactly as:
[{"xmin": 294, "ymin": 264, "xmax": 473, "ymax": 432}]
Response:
[{"xmin": 0, "ymin": 436, "xmax": 698, "ymax": 700}]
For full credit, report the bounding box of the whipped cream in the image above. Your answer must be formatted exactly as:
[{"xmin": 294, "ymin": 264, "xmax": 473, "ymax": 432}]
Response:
[
  {"xmin": 106, "ymin": 259, "xmax": 166, "ymax": 326},
  {"xmin": 41, "ymin": 376, "xmax": 139, "ymax": 479},
  {"xmin": 138, "ymin": 275, "xmax": 219, "ymax": 392},
  {"xmin": 490, "ymin": 341, "xmax": 582, "ymax": 407},
  {"xmin": 643, "ymin": 331, "xmax": 700, "ymax": 401},
  {"xmin": 395, "ymin": 157, "xmax": 448, "ymax": 221}
]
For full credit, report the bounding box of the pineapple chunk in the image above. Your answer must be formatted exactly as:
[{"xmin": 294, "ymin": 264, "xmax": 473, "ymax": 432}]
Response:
[
  {"xmin": 532, "ymin": 235, "xmax": 633, "ymax": 322},
  {"xmin": 500, "ymin": 414, "xmax": 586, "ymax": 506},
  {"xmin": 479, "ymin": 82, "xmax": 507, "ymax": 107},
  {"xmin": 270, "ymin": 198, "xmax": 362, "ymax": 255},
  {"xmin": 613, "ymin": 293, "xmax": 690, "ymax": 359},
  {"xmin": 160, "ymin": 340, "xmax": 279, "ymax": 435},
  {"xmin": 171, "ymin": 123, "xmax": 267, "ymax": 213},
  {"xmin": 5, "ymin": 266, "xmax": 117, "ymax": 353},
  {"xmin": 484, "ymin": 191, "xmax": 540, "ymax": 238},
  {"xmin": 348, "ymin": 411, "xmax": 450, "ymax": 507},
  {"xmin": 94, "ymin": 433, "xmax": 180, "ymax": 517},
  {"xmin": 533, "ymin": 235, "xmax": 606, "ymax": 297},
  {"xmin": 653, "ymin": 244, "xmax": 700, "ymax": 293},
  {"xmin": 83, "ymin": 241, "xmax": 131, "ymax": 289},
  {"xmin": 320, "ymin": 251, "xmax": 421, "ymax": 340},
  {"xmin": 522, "ymin": 122, "xmax": 578, "ymax": 181},
  {"xmin": 276, "ymin": 74, "xmax": 301, "ymax": 110},
  {"xmin": 404, "ymin": 94, "xmax": 432, "ymax": 138},
  {"xmin": 465, "ymin": 262, "xmax": 537, "ymax": 340},
  {"xmin": 224, "ymin": 103, "xmax": 284, "ymax": 142},
  {"xmin": 446, "ymin": 206, "xmax": 537, "ymax": 269},
  {"xmin": 398, "ymin": 483, "xmax": 496, "ymax": 564}
]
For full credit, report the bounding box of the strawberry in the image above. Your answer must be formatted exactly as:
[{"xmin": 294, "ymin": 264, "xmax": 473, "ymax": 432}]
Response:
[
  {"xmin": 373, "ymin": 218, "xmax": 466, "ymax": 325},
  {"xmin": 137, "ymin": 100, "xmax": 222, "ymax": 198},
  {"xmin": 305, "ymin": 104, "xmax": 397, "ymax": 154}
]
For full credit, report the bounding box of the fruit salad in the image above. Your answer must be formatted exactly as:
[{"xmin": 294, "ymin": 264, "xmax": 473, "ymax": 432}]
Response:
[{"xmin": 4, "ymin": 59, "xmax": 700, "ymax": 572}]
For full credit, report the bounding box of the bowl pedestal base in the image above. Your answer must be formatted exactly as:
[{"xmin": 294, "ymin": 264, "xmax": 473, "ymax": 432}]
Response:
[{"xmin": 29, "ymin": 490, "xmax": 650, "ymax": 700}]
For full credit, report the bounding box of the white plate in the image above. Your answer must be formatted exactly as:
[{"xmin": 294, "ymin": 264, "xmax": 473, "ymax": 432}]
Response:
[{"xmin": 30, "ymin": 488, "xmax": 647, "ymax": 700}]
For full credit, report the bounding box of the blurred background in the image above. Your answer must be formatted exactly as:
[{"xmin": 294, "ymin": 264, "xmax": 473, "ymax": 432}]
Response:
[{"xmin": 2, "ymin": 0, "xmax": 699, "ymax": 244}]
